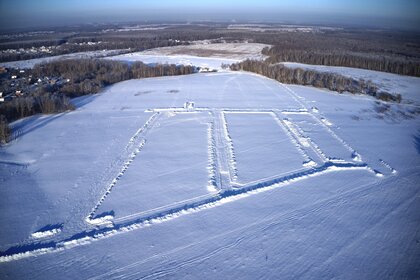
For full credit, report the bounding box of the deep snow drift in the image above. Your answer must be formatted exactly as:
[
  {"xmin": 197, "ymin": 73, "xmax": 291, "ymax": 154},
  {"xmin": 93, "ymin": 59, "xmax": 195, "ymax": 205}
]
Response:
[{"xmin": 0, "ymin": 71, "xmax": 419, "ymax": 279}]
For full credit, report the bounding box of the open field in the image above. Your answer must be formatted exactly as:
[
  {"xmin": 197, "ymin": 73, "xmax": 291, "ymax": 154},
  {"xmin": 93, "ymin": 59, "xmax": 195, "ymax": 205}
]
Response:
[
  {"xmin": 107, "ymin": 42, "xmax": 269, "ymax": 70},
  {"xmin": 0, "ymin": 69, "xmax": 419, "ymax": 278}
]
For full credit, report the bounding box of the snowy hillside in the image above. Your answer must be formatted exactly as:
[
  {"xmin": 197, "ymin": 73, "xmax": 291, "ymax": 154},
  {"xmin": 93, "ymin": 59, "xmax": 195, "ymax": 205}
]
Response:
[{"xmin": 0, "ymin": 71, "xmax": 419, "ymax": 279}]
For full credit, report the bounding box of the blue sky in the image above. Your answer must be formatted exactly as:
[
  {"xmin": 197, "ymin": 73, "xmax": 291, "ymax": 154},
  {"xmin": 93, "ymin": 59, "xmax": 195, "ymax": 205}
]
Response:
[{"xmin": 1, "ymin": 0, "xmax": 419, "ymax": 30}]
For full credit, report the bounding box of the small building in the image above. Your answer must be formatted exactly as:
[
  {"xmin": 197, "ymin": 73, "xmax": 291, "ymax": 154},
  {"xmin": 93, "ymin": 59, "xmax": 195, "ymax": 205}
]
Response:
[{"xmin": 184, "ymin": 101, "xmax": 195, "ymax": 110}]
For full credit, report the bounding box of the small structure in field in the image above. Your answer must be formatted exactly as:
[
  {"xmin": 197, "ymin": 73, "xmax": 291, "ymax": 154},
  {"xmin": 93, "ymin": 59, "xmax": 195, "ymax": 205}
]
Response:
[{"xmin": 184, "ymin": 101, "xmax": 195, "ymax": 111}]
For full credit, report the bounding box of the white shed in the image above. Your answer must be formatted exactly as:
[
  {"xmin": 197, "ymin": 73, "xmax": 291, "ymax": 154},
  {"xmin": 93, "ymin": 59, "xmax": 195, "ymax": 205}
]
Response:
[{"xmin": 184, "ymin": 101, "xmax": 195, "ymax": 110}]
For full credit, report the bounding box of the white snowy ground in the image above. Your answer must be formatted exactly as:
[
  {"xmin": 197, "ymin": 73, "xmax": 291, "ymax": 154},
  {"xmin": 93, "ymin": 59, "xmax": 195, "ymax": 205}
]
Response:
[
  {"xmin": 282, "ymin": 62, "xmax": 420, "ymax": 105},
  {"xmin": 129, "ymin": 43, "xmax": 269, "ymax": 60},
  {"xmin": 0, "ymin": 49, "xmax": 130, "ymax": 69},
  {"xmin": 107, "ymin": 43, "xmax": 269, "ymax": 70},
  {"xmin": 0, "ymin": 71, "xmax": 419, "ymax": 279}
]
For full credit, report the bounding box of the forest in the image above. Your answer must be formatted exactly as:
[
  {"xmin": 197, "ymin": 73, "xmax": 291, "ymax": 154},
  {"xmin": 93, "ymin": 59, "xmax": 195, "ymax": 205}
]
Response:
[
  {"xmin": 2, "ymin": 24, "xmax": 419, "ymax": 77},
  {"xmin": 0, "ymin": 59, "xmax": 195, "ymax": 143},
  {"xmin": 230, "ymin": 59, "xmax": 401, "ymax": 102},
  {"xmin": 1, "ymin": 23, "xmax": 419, "ymax": 144}
]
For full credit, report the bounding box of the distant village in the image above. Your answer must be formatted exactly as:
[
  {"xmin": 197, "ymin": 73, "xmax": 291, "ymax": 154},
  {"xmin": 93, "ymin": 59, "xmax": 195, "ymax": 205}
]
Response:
[{"xmin": 0, "ymin": 66, "xmax": 70, "ymax": 103}]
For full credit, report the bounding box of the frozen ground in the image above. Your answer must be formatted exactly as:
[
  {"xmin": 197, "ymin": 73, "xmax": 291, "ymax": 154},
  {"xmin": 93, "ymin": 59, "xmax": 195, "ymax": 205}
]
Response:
[
  {"xmin": 1, "ymin": 43, "xmax": 267, "ymax": 71},
  {"xmin": 0, "ymin": 49, "xmax": 130, "ymax": 69},
  {"xmin": 0, "ymin": 71, "xmax": 419, "ymax": 279},
  {"xmin": 107, "ymin": 54, "xmax": 238, "ymax": 70},
  {"xmin": 130, "ymin": 43, "xmax": 269, "ymax": 60},
  {"xmin": 282, "ymin": 62, "xmax": 420, "ymax": 105},
  {"xmin": 107, "ymin": 43, "xmax": 269, "ymax": 70}
]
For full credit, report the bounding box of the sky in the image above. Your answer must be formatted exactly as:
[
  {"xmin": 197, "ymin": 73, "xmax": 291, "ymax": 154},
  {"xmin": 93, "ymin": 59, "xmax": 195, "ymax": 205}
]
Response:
[{"xmin": 0, "ymin": 0, "xmax": 419, "ymax": 31}]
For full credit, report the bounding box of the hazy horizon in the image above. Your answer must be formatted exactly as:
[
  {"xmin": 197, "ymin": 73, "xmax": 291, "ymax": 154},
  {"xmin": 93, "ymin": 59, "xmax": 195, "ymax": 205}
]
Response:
[{"xmin": 0, "ymin": 0, "xmax": 419, "ymax": 32}]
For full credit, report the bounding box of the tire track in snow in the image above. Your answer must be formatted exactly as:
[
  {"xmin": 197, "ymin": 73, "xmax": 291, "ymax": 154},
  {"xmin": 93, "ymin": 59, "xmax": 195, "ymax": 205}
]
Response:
[
  {"xmin": 220, "ymin": 111, "xmax": 238, "ymax": 182},
  {"xmin": 207, "ymin": 118, "xmax": 219, "ymax": 192},
  {"xmin": 0, "ymin": 161, "xmax": 373, "ymax": 263},
  {"xmin": 280, "ymin": 84, "xmax": 396, "ymax": 177},
  {"xmin": 271, "ymin": 111, "xmax": 323, "ymax": 165},
  {"xmin": 86, "ymin": 112, "xmax": 160, "ymax": 224},
  {"xmin": 89, "ymin": 170, "xmax": 392, "ymax": 280},
  {"xmin": 281, "ymin": 84, "xmax": 362, "ymax": 163}
]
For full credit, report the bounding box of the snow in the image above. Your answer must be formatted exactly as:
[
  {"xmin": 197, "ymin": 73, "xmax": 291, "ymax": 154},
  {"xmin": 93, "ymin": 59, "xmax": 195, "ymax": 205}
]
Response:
[
  {"xmin": 0, "ymin": 49, "xmax": 130, "ymax": 69},
  {"xmin": 94, "ymin": 112, "xmax": 213, "ymax": 222},
  {"xmin": 134, "ymin": 43, "xmax": 269, "ymax": 60},
  {"xmin": 107, "ymin": 43, "xmax": 269, "ymax": 70},
  {"xmin": 282, "ymin": 62, "xmax": 420, "ymax": 105},
  {"xmin": 108, "ymin": 53, "xmax": 238, "ymax": 70},
  {"xmin": 0, "ymin": 70, "xmax": 419, "ymax": 279},
  {"xmin": 31, "ymin": 227, "xmax": 61, "ymax": 239},
  {"xmin": 224, "ymin": 112, "xmax": 306, "ymax": 184}
]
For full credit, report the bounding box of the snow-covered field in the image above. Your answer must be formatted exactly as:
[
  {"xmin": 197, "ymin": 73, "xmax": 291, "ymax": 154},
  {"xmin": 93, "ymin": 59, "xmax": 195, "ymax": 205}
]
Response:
[
  {"xmin": 0, "ymin": 70, "xmax": 419, "ymax": 279},
  {"xmin": 132, "ymin": 43, "xmax": 269, "ymax": 60},
  {"xmin": 108, "ymin": 54, "xmax": 239, "ymax": 70},
  {"xmin": 0, "ymin": 49, "xmax": 130, "ymax": 69},
  {"xmin": 0, "ymin": 43, "xmax": 268, "ymax": 71},
  {"xmin": 282, "ymin": 62, "xmax": 420, "ymax": 105},
  {"xmin": 107, "ymin": 43, "xmax": 269, "ymax": 70}
]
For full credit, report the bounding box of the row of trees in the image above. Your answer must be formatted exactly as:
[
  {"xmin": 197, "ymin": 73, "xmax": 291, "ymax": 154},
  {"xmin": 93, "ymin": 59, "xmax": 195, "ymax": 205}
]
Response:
[
  {"xmin": 0, "ymin": 115, "xmax": 10, "ymax": 145},
  {"xmin": 231, "ymin": 59, "xmax": 401, "ymax": 102},
  {"xmin": 263, "ymin": 49, "xmax": 420, "ymax": 77},
  {"xmin": 0, "ymin": 26, "xmax": 227, "ymax": 62},
  {"xmin": 0, "ymin": 59, "xmax": 196, "ymax": 143},
  {"xmin": 0, "ymin": 92, "xmax": 75, "ymax": 144},
  {"xmin": 33, "ymin": 59, "xmax": 195, "ymax": 96}
]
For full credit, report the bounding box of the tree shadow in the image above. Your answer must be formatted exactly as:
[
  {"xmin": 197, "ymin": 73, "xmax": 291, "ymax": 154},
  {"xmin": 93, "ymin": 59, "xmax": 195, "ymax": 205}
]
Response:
[
  {"xmin": 93, "ymin": 210, "xmax": 115, "ymax": 220},
  {"xmin": 10, "ymin": 113, "xmax": 65, "ymax": 140},
  {"xmin": 70, "ymin": 94, "xmax": 98, "ymax": 109},
  {"xmin": 414, "ymin": 130, "xmax": 420, "ymax": 155},
  {"xmin": 35, "ymin": 223, "xmax": 63, "ymax": 233}
]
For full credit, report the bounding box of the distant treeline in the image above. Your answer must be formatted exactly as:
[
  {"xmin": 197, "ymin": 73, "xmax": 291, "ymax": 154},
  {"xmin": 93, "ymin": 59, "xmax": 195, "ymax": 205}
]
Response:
[
  {"xmin": 32, "ymin": 59, "xmax": 194, "ymax": 97},
  {"xmin": 2, "ymin": 25, "xmax": 419, "ymax": 77},
  {"xmin": 263, "ymin": 49, "xmax": 420, "ymax": 77},
  {"xmin": 0, "ymin": 28, "xmax": 226, "ymax": 62},
  {"xmin": 0, "ymin": 37, "xmax": 183, "ymax": 62},
  {"xmin": 0, "ymin": 59, "xmax": 195, "ymax": 144},
  {"xmin": 230, "ymin": 59, "xmax": 401, "ymax": 102}
]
